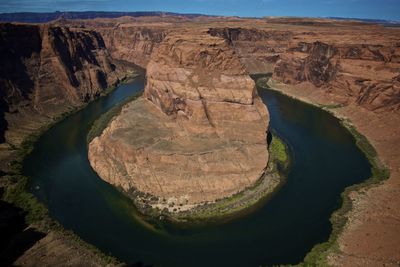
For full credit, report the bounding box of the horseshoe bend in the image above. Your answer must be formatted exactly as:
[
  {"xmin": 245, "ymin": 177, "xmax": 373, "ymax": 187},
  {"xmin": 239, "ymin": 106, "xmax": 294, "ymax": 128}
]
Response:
[
  {"xmin": 0, "ymin": 9, "xmax": 400, "ymax": 267},
  {"xmin": 88, "ymin": 30, "xmax": 273, "ymax": 218}
]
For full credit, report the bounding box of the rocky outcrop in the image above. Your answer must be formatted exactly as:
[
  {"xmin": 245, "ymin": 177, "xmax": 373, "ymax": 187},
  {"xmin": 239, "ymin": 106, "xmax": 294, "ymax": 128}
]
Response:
[
  {"xmin": 59, "ymin": 18, "xmax": 169, "ymax": 68},
  {"xmin": 98, "ymin": 25, "xmax": 168, "ymax": 68},
  {"xmin": 209, "ymin": 23, "xmax": 400, "ymax": 112},
  {"xmin": 273, "ymin": 39, "xmax": 400, "ymax": 112},
  {"xmin": 64, "ymin": 18, "xmax": 399, "ymax": 114},
  {"xmin": 274, "ymin": 41, "xmax": 339, "ymax": 86},
  {"xmin": 1, "ymin": 16, "xmax": 399, "ymax": 266},
  {"xmin": 0, "ymin": 23, "xmax": 134, "ymax": 145},
  {"xmin": 89, "ymin": 30, "xmax": 269, "ymax": 210},
  {"xmin": 208, "ymin": 27, "xmax": 291, "ymax": 74}
]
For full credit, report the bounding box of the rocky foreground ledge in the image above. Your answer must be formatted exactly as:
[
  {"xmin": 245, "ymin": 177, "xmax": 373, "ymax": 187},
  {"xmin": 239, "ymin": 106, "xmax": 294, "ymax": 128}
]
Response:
[{"xmin": 88, "ymin": 29, "xmax": 272, "ymax": 220}]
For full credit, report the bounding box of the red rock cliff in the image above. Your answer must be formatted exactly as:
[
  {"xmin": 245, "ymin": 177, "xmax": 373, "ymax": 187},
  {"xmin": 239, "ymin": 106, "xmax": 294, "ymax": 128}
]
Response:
[
  {"xmin": 274, "ymin": 40, "xmax": 400, "ymax": 111},
  {"xmin": 209, "ymin": 22, "xmax": 400, "ymax": 112},
  {"xmin": 0, "ymin": 23, "xmax": 134, "ymax": 145},
  {"xmin": 98, "ymin": 25, "xmax": 167, "ymax": 68}
]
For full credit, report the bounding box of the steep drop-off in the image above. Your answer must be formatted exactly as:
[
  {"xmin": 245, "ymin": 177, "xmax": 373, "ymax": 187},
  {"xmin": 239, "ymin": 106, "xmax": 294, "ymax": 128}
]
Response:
[
  {"xmin": 209, "ymin": 22, "xmax": 400, "ymax": 112},
  {"xmin": 1, "ymin": 16, "xmax": 399, "ymax": 266},
  {"xmin": 273, "ymin": 40, "xmax": 400, "ymax": 111},
  {"xmin": 88, "ymin": 29, "xmax": 269, "ymax": 213},
  {"xmin": 59, "ymin": 18, "xmax": 170, "ymax": 68},
  {"xmin": 0, "ymin": 23, "xmax": 134, "ymax": 147},
  {"xmin": 208, "ymin": 27, "xmax": 291, "ymax": 74},
  {"xmin": 98, "ymin": 24, "xmax": 167, "ymax": 68},
  {"xmin": 209, "ymin": 20, "xmax": 400, "ymax": 266}
]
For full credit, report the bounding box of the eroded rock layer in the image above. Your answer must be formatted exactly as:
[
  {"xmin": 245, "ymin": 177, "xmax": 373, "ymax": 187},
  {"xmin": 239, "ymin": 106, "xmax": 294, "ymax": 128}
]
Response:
[
  {"xmin": 208, "ymin": 27, "xmax": 291, "ymax": 74},
  {"xmin": 98, "ymin": 24, "xmax": 167, "ymax": 68},
  {"xmin": 209, "ymin": 21, "xmax": 400, "ymax": 112},
  {"xmin": 273, "ymin": 40, "xmax": 400, "ymax": 112},
  {"xmin": 0, "ymin": 23, "xmax": 134, "ymax": 145},
  {"xmin": 1, "ymin": 16, "xmax": 399, "ymax": 266},
  {"xmin": 89, "ymin": 30, "xmax": 269, "ymax": 206}
]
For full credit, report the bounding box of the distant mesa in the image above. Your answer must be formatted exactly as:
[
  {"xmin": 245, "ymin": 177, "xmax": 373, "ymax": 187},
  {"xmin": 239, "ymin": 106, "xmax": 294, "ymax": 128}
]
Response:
[{"xmin": 0, "ymin": 11, "xmax": 212, "ymax": 23}]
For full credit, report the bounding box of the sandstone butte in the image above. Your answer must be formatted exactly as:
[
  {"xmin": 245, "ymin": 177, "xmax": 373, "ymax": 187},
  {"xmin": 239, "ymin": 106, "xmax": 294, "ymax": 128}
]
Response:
[{"xmin": 88, "ymin": 29, "xmax": 270, "ymax": 213}]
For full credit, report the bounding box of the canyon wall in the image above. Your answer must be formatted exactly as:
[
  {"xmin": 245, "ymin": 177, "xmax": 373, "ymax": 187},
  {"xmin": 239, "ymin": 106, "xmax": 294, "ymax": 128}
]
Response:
[
  {"xmin": 0, "ymin": 23, "xmax": 134, "ymax": 145},
  {"xmin": 274, "ymin": 40, "xmax": 400, "ymax": 111},
  {"xmin": 62, "ymin": 18, "xmax": 170, "ymax": 68},
  {"xmin": 208, "ymin": 27, "xmax": 291, "ymax": 74},
  {"xmin": 98, "ymin": 25, "xmax": 167, "ymax": 68},
  {"xmin": 214, "ymin": 19, "xmax": 400, "ymax": 267},
  {"xmin": 210, "ymin": 22, "xmax": 400, "ymax": 112},
  {"xmin": 89, "ymin": 29, "xmax": 269, "ymax": 209},
  {"xmin": 1, "ymin": 17, "xmax": 399, "ymax": 266}
]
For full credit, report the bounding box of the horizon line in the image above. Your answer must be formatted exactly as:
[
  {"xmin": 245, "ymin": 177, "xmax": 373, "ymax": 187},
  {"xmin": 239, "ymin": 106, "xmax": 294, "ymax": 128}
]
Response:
[{"xmin": 0, "ymin": 10, "xmax": 399, "ymax": 23}]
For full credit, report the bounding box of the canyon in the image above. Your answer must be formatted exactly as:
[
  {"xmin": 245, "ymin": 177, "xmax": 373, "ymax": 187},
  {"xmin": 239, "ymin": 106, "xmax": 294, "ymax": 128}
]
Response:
[
  {"xmin": 0, "ymin": 15, "xmax": 399, "ymax": 266},
  {"xmin": 0, "ymin": 22, "xmax": 138, "ymax": 171}
]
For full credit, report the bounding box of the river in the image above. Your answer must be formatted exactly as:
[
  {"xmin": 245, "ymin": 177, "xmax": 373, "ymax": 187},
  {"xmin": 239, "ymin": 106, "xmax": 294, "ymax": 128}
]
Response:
[{"xmin": 23, "ymin": 75, "xmax": 371, "ymax": 267}]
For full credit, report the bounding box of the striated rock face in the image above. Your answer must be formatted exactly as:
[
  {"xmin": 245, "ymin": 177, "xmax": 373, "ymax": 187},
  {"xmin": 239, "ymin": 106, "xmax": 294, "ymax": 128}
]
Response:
[
  {"xmin": 66, "ymin": 18, "xmax": 399, "ymax": 114},
  {"xmin": 209, "ymin": 22, "xmax": 400, "ymax": 113},
  {"xmin": 0, "ymin": 23, "xmax": 133, "ymax": 144},
  {"xmin": 89, "ymin": 30, "xmax": 269, "ymax": 207},
  {"xmin": 98, "ymin": 25, "xmax": 168, "ymax": 68},
  {"xmin": 273, "ymin": 38, "xmax": 400, "ymax": 112},
  {"xmin": 275, "ymin": 41, "xmax": 339, "ymax": 86},
  {"xmin": 208, "ymin": 27, "xmax": 291, "ymax": 74}
]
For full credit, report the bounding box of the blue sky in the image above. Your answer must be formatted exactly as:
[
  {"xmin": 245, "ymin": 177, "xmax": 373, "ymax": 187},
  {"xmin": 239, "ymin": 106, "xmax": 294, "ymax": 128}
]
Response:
[{"xmin": 0, "ymin": 0, "xmax": 399, "ymax": 20}]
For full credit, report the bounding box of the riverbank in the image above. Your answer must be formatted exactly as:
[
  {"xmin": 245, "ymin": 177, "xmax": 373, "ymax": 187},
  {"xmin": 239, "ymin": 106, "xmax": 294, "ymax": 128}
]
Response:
[
  {"xmin": 87, "ymin": 91, "xmax": 143, "ymax": 145},
  {"xmin": 0, "ymin": 72, "xmax": 141, "ymax": 266},
  {"xmin": 257, "ymin": 76, "xmax": 399, "ymax": 266}
]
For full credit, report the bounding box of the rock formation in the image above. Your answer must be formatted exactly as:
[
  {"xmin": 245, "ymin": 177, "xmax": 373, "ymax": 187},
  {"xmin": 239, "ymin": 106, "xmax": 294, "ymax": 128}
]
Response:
[
  {"xmin": 88, "ymin": 29, "xmax": 269, "ymax": 210},
  {"xmin": 273, "ymin": 40, "xmax": 400, "ymax": 111},
  {"xmin": 1, "ymin": 15, "xmax": 400, "ymax": 266},
  {"xmin": 98, "ymin": 24, "xmax": 167, "ymax": 68},
  {"xmin": 209, "ymin": 20, "xmax": 400, "ymax": 112},
  {"xmin": 208, "ymin": 27, "xmax": 291, "ymax": 74},
  {"xmin": 59, "ymin": 17, "xmax": 399, "ymax": 114},
  {"xmin": 59, "ymin": 18, "xmax": 170, "ymax": 68},
  {"xmin": 0, "ymin": 23, "xmax": 134, "ymax": 145}
]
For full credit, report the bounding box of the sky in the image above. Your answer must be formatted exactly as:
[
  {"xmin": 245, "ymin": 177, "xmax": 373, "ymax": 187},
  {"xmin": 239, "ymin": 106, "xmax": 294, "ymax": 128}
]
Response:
[{"xmin": 0, "ymin": 0, "xmax": 399, "ymax": 20}]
